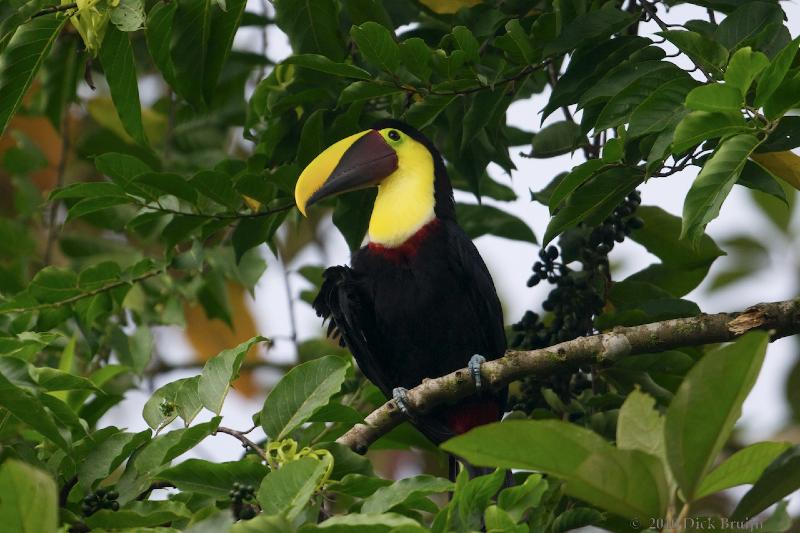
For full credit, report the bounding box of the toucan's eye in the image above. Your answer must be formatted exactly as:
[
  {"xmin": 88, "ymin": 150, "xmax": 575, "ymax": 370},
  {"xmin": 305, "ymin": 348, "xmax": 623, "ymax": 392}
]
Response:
[{"xmin": 388, "ymin": 130, "xmax": 401, "ymax": 141}]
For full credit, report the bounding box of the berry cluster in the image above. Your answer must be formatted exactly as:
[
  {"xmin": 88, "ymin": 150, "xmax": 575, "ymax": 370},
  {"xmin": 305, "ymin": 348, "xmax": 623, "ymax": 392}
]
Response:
[
  {"xmin": 230, "ymin": 482, "xmax": 258, "ymax": 520},
  {"xmin": 509, "ymin": 190, "xmax": 643, "ymax": 413},
  {"xmin": 81, "ymin": 488, "xmax": 119, "ymax": 516},
  {"xmin": 588, "ymin": 191, "xmax": 643, "ymax": 255}
]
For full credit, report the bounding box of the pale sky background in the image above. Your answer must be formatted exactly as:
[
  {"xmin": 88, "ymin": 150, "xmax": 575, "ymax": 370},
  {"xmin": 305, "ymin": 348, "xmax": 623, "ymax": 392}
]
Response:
[{"xmin": 100, "ymin": 0, "xmax": 800, "ymax": 519}]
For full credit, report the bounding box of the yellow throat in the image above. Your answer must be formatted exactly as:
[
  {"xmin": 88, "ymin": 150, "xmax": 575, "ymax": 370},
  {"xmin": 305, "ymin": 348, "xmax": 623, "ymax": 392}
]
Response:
[{"xmin": 368, "ymin": 137, "xmax": 436, "ymax": 248}]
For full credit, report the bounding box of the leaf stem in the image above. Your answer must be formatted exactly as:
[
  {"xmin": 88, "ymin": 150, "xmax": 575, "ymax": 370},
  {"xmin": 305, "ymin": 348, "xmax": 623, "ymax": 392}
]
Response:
[
  {"xmin": 31, "ymin": 2, "xmax": 77, "ymax": 19},
  {"xmin": 215, "ymin": 426, "xmax": 268, "ymax": 462}
]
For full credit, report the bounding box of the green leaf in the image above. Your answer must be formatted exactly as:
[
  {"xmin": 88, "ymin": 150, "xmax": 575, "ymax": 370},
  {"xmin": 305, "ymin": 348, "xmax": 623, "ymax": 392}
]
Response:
[
  {"xmin": 273, "ymin": 0, "xmax": 345, "ymax": 60},
  {"xmin": 95, "ymin": 152, "xmax": 152, "ymax": 188},
  {"xmin": 230, "ymin": 515, "xmax": 292, "ymax": 533},
  {"xmin": 530, "ymin": 121, "xmax": 584, "ymax": 158},
  {"xmin": 99, "ymin": 26, "xmax": 146, "ymax": 144},
  {"xmin": 314, "ymin": 513, "xmax": 421, "ymax": 531},
  {"xmin": 737, "ymin": 160, "xmax": 788, "ymax": 205},
  {"xmin": 497, "ymin": 473, "xmax": 547, "ymax": 523},
  {"xmin": 192, "ymin": 169, "xmax": 241, "ymax": 210},
  {"xmin": 157, "ymin": 459, "xmax": 268, "ymax": 498},
  {"xmin": 170, "ymin": 0, "xmax": 212, "ymax": 107},
  {"xmin": 715, "ymin": 1, "xmax": 784, "ymax": 51},
  {"xmin": 29, "ymin": 266, "xmax": 79, "ymax": 303},
  {"xmin": 452, "ymin": 26, "xmax": 479, "ymax": 63},
  {"xmin": 400, "ymin": 37, "xmax": 432, "ymax": 83},
  {"xmin": 455, "ymin": 204, "xmax": 536, "ymax": 243},
  {"xmin": 0, "ymin": 15, "xmax": 66, "ymax": 136},
  {"xmin": 681, "ymin": 134, "xmax": 760, "ymax": 243},
  {"xmin": 0, "ymin": 459, "xmax": 57, "ymax": 533},
  {"xmin": 547, "ymin": 161, "xmax": 606, "ymax": 213},
  {"xmin": 351, "ymin": 21, "xmax": 399, "ymax": 72},
  {"xmin": 594, "ymin": 64, "xmax": 690, "ymax": 132},
  {"xmin": 142, "ymin": 376, "xmax": 202, "ymax": 429},
  {"xmin": 338, "ymin": 81, "xmax": 403, "ymax": 105},
  {"xmin": 697, "ymin": 441, "xmax": 791, "ymax": 498},
  {"xmin": 332, "ymin": 189, "xmax": 375, "ymax": 251},
  {"xmin": 762, "ymin": 71, "xmax": 800, "ymax": 120},
  {"xmin": 199, "ymin": 336, "xmax": 266, "ymax": 414},
  {"xmin": 260, "ymin": 356, "xmax": 349, "ymax": 440},
  {"xmin": 132, "ymin": 172, "xmax": 198, "ymax": 203},
  {"xmin": 658, "ymin": 30, "xmax": 729, "ymax": 72},
  {"xmin": 284, "ymin": 54, "xmax": 371, "ymax": 79},
  {"xmin": 732, "ymin": 446, "xmax": 800, "ymax": 520},
  {"xmin": 30, "ymin": 367, "xmax": 103, "ymax": 393},
  {"xmin": 362, "ymin": 475, "xmax": 453, "ymax": 514},
  {"xmin": 685, "ymin": 83, "xmax": 743, "ymax": 113},
  {"xmin": 296, "ymin": 109, "xmax": 325, "ymax": 167},
  {"xmin": 442, "ymin": 420, "xmax": 668, "ymax": 521},
  {"xmin": 78, "ymin": 429, "xmax": 151, "ymax": 490},
  {"xmin": 402, "ymin": 94, "xmax": 458, "ymax": 129},
  {"xmin": 628, "ymin": 78, "xmax": 697, "ymax": 139},
  {"xmin": 503, "ymin": 19, "xmax": 534, "ymax": 64},
  {"xmin": 110, "ymin": 0, "xmax": 146, "ymax": 32},
  {"xmin": 203, "ymin": 0, "xmax": 246, "ymax": 103},
  {"xmin": 617, "ymin": 389, "xmax": 667, "ymax": 462},
  {"xmin": 544, "ymin": 167, "xmax": 643, "ymax": 244},
  {"xmin": 544, "ymin": 8, "xmax": 638, "ymax": 56},
  {"xmin": 725, "ymin": 47, "xmax": 769, "ymax": 96},
  {"xmin": 85, "ymin": 500, "xmax": 191, "ymax": 529},
  {"xmin": 665, "ymin": 332, "xmax": 768, "ymax": 500},
  {"xmin": 755, "ymin": 37, "xmax": 800, "ymax": 108},
  {"xmin": 672, "ymin": 110, "xmax": 749, "ymax": 154},
  {"xmin": 145, "ymin": 1, "xmax": 178, "ymax": 88},
  {"xmin": 461, "ymin": 89, "xmax": 510, "ymax": 151},
  {"xmin": 66, "ymin": 196, "xmax": 130, "ymax": 221},
  {"xmin": 257, "ymin": 457, "xmax": 327, "ymax": 519},
  {"xmin": 0, "ymin": 371, "xmax": 68, "ymax": 449},
  {"xmin": 440, "ymin": 468, "xmax": 507, "ymax": 532},
  {"xmin": 232, "ymin": 209, "xmax": 289, "ymax": 261},
  {"xmin": 580, "ymin": 59, "xmax": 671, "ymax": 109}
]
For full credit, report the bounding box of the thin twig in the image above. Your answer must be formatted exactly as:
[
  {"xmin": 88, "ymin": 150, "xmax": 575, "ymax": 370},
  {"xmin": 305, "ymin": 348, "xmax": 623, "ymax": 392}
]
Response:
[
  {"xmin": 280, "ymin": 254, "xmax": 299, "ymax": 354},
  {"xmin": 146, "ymin": 358, "xmax": 292, "ymax": 375},
  {"xmin": 31, "ymin": 2, "xmax": 76, "ymax": 19},
  {"xmin": 215, "ymin": 426, "xmax": 268, "ymax": 462},
  {"xmin": 135, "ymin": 202, "xmax": 295, "ymax": 220},
  {"xmin": 0, "ymin": 269, "xmax": 163, "ymax": 315},
  {"xmin": 336, "ymin": 298, "xmax": 800, "ymax": 453}
]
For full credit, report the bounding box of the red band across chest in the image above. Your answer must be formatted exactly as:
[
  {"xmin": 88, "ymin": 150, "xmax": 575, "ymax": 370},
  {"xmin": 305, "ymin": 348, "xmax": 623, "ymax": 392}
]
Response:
[{"xmin": 367, "ymin": 218, "xmax": 441, "ymax": 262}]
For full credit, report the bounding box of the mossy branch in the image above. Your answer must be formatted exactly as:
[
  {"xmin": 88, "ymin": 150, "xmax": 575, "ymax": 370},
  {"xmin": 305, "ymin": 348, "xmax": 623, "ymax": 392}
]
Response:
[{"xmin": 336, "ymin": 298, "xmax": 800, "ymax": 453}]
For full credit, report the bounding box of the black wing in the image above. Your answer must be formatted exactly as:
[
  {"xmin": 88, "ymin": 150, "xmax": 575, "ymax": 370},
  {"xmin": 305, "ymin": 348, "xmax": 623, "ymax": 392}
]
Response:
[
  {"xmin": 312, "ymin": 265, "xmax": 391, "ymax": 396},
  {"xmin": 444, "ymin": 220, "xmax": 507, "ymax": 360}
]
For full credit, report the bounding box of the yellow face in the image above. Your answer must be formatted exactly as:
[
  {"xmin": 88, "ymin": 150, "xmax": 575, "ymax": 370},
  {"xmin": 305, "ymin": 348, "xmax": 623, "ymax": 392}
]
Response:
[{"xmin": 293, "ymin": 125, "xmax": 438, "ymax": 247}]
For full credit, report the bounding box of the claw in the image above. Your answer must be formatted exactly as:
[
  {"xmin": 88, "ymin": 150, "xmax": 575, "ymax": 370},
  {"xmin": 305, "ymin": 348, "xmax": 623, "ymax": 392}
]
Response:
[
  {"xmin": 392, "ymin": 387, "xmax": 412, "ymax": 416},
  {"xmin": 469, "ymin": 354, "xmax": 487, "ymax": 393}
]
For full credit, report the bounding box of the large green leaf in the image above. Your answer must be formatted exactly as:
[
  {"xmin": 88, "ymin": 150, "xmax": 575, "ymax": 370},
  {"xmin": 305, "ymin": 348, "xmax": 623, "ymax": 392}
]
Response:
[
  {"xmin": 145, "ymin": 1, "xmax": 178, "ymax": 88},
  {"xmin": 273, "ymin": 0, "xmax": 345, "ymax": 60},
  {"xmin": 696, "ymin": 441, "xmax": 791, "ymax": 498},
  {"xmin": 671, "ymin": 110, "xmax": 749, "ymax": 154},
  {"xmin": 199, "ymin": 336, "xmax": 266, "ymax": 414},
  {"xmin": 627, "ymin": 77, "xmax": 697, "ymax": 140},
  {"xmin": 544, "ymin": 167, "xmax": 643, "ymax": 244},
  {"xmin": 456, "ymin": 204, "xmax": 536, "ymax": 243},
  {"xmin": 170, "ymin": 0, "xmax": 212, "ymax": 107},
  {"xmin": 99, "ymin": 26, "xmax": 146, "ymax": 144},
  {"xmin": 658, "ymin": 30, "xmax": 728, "ymax": 73},
  {"xmin": 754, "ymin": 37, "xmax": 800, "ymax": 108},
  {"xmin": 203, "ymin": 0, "xmax": 246, "ymax": 103},
  {"xmin": 351, "ymin": 21, "xmax": 399, "ymax": 72},
  {"xmin": 725, "ymin": 46, "xmax": 769, "ymax": 97},
  {"xmin": 0, "ymin": 460, "xmax": 57, "ymax": 533},
  {"xmin": 260, "ymin": 355, "xmax": 349, "ymax": 440},
  {"xmin": 731, "ymin": 446, "xmax": 800, "ymax": 520},
  {"xmin": 626, "ymin": 206, "xmax": 724, "ymax": 296},
  {"xmin": 681, "ymin": 134, "xmax": 760, "ymax": 243},
  {"xmin": 715, "ymin": 1, "xmax": 784, "ymax": 51},
  {"xmin": 0, "ymin": 14, "xmax": 66, "ymax": 136},
  {"xmin": 530, "ymin": 121, "xmax": 584, "ymax": 158},
  {"xmin": 443, "ymin": 420, "xmax": 669, "ymax": 521},
  {"xmin": 284, "ymin": 54, "xmax": 371, "ymax": 79},
  {"xmin": 78, "ymin": 429, "xmax": 151, "ymax": 490},
  {"xmin": 665, "ymin": 332, "xmax": 768, "ymax": 500},
  {"xmin": 157, "ymin": 459, "xmax": 268, "ymax": 498},
  {"xmin": 0, "ymin": 371, "xmax": 68, "ymax": 449},
  {"xmin": 548, "ymin": 160, "xmax": 606, "ymax": 213},
  {"xmin": 685, "ymin": 83, "xmax": 743, "ymax": 113},
  {"xmin": 543, "ymin": 7, "xmax": 638, "ymax": 56},
  {"xmin": 142, "ymin": 376, "xmax": 203, "ymax": 429},
  {"xmin": 361, "ymin": 475, "xmax": 453, "ymax": 514},
  {"xmin": 85, "ymin": 500, "xmax": 191, "ymax": 529},
  {"xmin": 257, "ymin": 457, "xmax": 327, "ymax": 519}
]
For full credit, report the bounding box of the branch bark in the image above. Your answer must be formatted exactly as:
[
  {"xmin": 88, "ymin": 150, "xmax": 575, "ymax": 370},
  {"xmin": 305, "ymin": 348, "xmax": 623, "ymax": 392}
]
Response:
[{"xmin": 336, "ymin": 298, "xmax": 800, "ymax": 453}]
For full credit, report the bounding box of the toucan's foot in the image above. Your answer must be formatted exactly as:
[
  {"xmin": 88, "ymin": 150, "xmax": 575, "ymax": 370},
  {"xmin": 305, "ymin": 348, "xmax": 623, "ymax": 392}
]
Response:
[
  {"xmin": 392, "ymin": 387, "xmax": 412, "ymax": 416},
  {"xmin": 469, "ymin": 354, "xmax": 487, "ymax": 393}
]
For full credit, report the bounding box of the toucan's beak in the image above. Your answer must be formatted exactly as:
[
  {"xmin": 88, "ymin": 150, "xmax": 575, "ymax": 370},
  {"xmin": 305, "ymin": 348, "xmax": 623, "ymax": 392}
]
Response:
[{"xmin": 294, "ymin": 130, "xmax": 398, "ymax": 216}]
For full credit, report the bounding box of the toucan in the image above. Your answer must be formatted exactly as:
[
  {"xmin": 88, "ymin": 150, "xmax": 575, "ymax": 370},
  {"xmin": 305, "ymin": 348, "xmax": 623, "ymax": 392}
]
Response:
[{"xmin": 294, "ymin": 119, "xmax": 506, "ymax": 476}]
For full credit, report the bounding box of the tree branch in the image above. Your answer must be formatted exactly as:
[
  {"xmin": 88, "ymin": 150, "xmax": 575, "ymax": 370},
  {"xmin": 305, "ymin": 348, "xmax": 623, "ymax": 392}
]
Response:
[
  {"xmin": 215, "ymin": 426, "xmax": 268, "ymax": 462},
  {"xmin": 31, "ymin": 3, "xmax": 76, "ymax": 19},
  {"xmin": 336, "ymin": 298, "xmax": 800, "ymax": 453}
]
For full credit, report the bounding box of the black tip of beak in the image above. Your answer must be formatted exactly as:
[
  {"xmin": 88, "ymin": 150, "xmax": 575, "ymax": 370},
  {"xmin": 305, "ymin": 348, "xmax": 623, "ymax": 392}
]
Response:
[{"xmin": 307, "ymin": 130, "xmax": 398, "ymax": 208}]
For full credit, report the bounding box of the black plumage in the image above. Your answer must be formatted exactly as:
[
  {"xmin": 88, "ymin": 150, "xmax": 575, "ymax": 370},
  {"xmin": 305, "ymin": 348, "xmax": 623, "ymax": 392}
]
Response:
[{"xmin": 312, "ymin": 122, "xmax": 507, "ymax": 446}]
